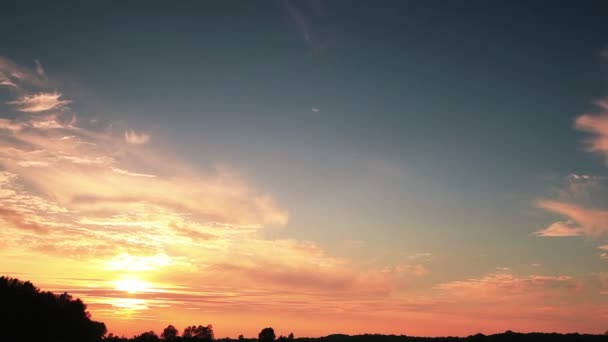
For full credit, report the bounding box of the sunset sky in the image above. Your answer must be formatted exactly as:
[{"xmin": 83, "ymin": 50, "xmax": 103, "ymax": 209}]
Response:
[{"xmin": 1, "ymin": 1, "xmax": 608, "ymax": 338}]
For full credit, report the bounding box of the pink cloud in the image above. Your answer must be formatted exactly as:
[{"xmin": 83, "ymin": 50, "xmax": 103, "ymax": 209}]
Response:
[
  {"xmin": 575, "ymin": 111, "xmax": 608, "ymax": 161},
  {"xmin": 535, "ymin": 200, "xmax": 608, "ymax": 238}
]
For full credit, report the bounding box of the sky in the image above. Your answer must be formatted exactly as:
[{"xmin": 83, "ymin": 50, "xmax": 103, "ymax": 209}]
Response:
[{"xmin": 1, "ymin": 0, "xmax": 608, "ymax": 338}]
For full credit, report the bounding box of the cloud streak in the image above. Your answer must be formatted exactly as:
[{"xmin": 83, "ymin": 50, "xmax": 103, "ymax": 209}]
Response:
[{"xmin": 7, "ymin": 92, "xmax": 72, "ymax": 112}]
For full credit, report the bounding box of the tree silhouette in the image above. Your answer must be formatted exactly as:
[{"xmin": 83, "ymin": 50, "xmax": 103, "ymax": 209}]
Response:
[
  {"xmin": 183, "ymin": 324, "xmax": 214, "ymax": 340},
  {"xmin": 161, "ymin": 325, "xmax": 178, "ymax": 340},
  {"xmin": 134, "ymin": 331, "xmax": 159, "ymax": 342},
  {"xmin": 258, "ymin": 327, "xmax": 276, "ymax": 342},
  {"xmin": 0, "ymin": 276, "xmax": 106, "ymax": 342}
]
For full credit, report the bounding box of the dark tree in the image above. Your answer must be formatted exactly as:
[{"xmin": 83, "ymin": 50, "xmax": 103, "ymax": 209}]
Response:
[
  {"xmin": 184, "ymin": 325, "xmax": 214, "ymax": 340},
  {"xmin": 238, "ymin": 335, "xmax": 245, "ymax": 340},
  {"xmin": 161, "ymin": 325, "xmax": 178, "ymax": 340},
  {"xmin": 288, "ymin": 333, "xmax": 294, "ymax": 341},
  {"xmin": 258, "ymin": 328, "xmax": 276, "ymax": 342},
  {"xmin": 0, "ymin": 276, "xmax": 106, "ymax": 342},
  {"xmin": 134, "ymin": 331, "xmax": 159, "ymax": 342}
]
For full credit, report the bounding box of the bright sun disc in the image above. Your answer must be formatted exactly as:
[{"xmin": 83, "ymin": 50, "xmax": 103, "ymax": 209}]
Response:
[{"xmin": 113, "ymin": 278, "xmax": 151, "ymax": 294}]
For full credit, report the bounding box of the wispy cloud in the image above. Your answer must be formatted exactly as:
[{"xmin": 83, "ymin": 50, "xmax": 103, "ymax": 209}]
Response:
[
  {"xmin": 7, "ymin": 92, "xmax": 71, "ymax": 112},
  {"xmin": 534, "ymin": 220, "xmax": 584, "ymax": 237},
  {"xmin": 0, "ymin": 72, "xmax": 17, "ymax": 87},
  {"xmin": 436, "ymin": 271, "xmax": 576, "ymax": 298},
  {"xmin": 0, "ymin": 57, "xmax": 48, "ymax": 89},
  {"xmin": 124, "ymin": 130, "xmax": 150, "ymax": 145},
  {"xmin": 407, "ymin": 252, "xmax": 432, "ymax": 261},
  {"xmin": 34, "ymin": 59, "xmax": 45, "ymax": 77},
  {"xmin": 110, "ymin": 167, "xmax": 156, "ymax": 178}
]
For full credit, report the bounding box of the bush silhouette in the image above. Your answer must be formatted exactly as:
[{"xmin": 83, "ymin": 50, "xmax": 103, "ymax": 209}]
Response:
[{"xmin": 0, "ymin": 276, "xmax": 106, "ymax": 342}]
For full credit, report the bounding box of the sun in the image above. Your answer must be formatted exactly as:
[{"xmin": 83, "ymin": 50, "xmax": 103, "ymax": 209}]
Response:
[{"xmin": 113, "ymin": 277, "xmax": 151, "ymax": 294}]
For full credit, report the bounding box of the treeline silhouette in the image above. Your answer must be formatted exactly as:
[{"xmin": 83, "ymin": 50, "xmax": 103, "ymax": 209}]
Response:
[
  {"xmin": 1, "ymin": 276, "xmax": 606, "ymax": 342},
  {"xmin": 0, "ymin": 276, "xmax": 106, "ymax": 342}
]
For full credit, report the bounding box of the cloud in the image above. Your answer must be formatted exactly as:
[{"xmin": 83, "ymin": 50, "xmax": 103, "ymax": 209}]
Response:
[
  {"xmin": 124, "ymin": 130, "xmax": 150, "ymax": 145},
  {"xmin": 575, "ymin": 109, "xmax": 608, "ymax": 162},
  {"xmin": 311, "ymin": 107, "xmax": 320, "ymax": 112},
  {"xmin": 407, "ymin": 252, "xmax": 432, "ymax": 261},
  {"xmin": 0, "ymin": 118, "xmax": 25, "ymax": 132},
  {"xmin": 0, "ymin": 72, "xmax": 17, "ymax": 87},
  {"xmin": 436, "ymin": 271, "xmax": 576, "ymax": 298},
  {"xmin": 598, "ymin": 245, "xmax": 608, "ymax": 259},
  {"xmin": 535, "ymin": 200, "xmax": 608, "ymax": 237},
  {"xmin": 7, "ymin": 92, "xmax": 72, "ymax": 112},
  {"xmin": 0, "ymin": 207, "xmax": 48, "ymax": 233},
  {"xmin": 281, "ymin": 0, "xmax": 331, "ymax": 54},
  {"xmin": 34, "ymin": 60, "xmax": 45, "ymax": 77},
  {"xmin": 110, "ymin": 167, "xmax": 156, "ymax": 178},
  {"xmin": 0, "ymin": 56, "xmax": 48, "ymax": 89},
  {"xmin": 534, "ymin": 220, "xmax": 584, "ymax": 237}
]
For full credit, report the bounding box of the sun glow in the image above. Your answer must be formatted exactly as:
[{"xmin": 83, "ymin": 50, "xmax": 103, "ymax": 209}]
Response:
[{"xmin": 113, "ymin": 277, "xmax": 151, "ymax": 294}]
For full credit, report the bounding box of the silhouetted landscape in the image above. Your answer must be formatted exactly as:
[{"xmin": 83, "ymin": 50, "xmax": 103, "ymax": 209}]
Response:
[{"xmin": 2, "ymin": 276, "xmax": 605, "ymax": 342}]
